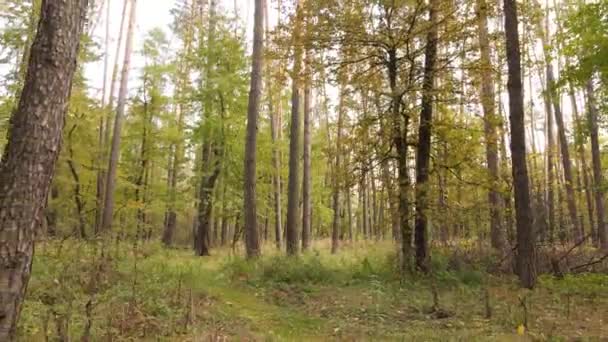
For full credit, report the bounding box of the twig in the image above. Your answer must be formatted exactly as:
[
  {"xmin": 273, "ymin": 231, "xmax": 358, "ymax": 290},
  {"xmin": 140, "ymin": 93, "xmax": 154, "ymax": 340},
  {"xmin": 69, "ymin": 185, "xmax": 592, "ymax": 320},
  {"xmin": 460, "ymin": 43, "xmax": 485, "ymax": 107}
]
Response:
[
  {"xmin": 571, "ymin": 253, "xmax": 608, "ymax": 271},
  {"xmin": 558, "ymin": 233, "xmax": 593, "ymax": 262}
]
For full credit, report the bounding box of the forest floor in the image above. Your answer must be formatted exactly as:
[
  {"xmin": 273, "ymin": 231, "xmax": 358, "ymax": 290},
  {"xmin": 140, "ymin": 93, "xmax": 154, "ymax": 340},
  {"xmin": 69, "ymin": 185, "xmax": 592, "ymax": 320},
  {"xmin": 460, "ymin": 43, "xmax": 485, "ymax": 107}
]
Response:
[{"xmin": 19, "ymin": 239, "xmax": 607, "ymax": 341}]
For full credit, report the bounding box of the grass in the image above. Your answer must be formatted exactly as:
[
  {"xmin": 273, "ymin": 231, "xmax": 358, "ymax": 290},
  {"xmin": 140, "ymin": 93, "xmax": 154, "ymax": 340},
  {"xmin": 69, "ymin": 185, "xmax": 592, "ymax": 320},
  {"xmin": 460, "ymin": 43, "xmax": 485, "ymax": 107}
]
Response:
[{"xmin": 18, "ymin": 238, "xmax": 608, "ymax": 340}]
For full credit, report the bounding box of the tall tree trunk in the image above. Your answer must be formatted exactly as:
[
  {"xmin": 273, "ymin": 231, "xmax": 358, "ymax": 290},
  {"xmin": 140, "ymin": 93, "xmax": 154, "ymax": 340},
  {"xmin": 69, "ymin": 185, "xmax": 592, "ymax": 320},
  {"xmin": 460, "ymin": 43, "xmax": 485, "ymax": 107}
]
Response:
[
  {"xmin": 134, "ymin": 90, "xmax": 151, "ymax": 240},
  {"xmin": 546, "ymin": 65, "xmax": 581, "ymax": 241},
  {"xmin": 101, "ymin": 0, "xmax": 138, "ymax": 232},
  {"xmin": 0, "ymin": 0, "xmax": 88, "ymax": 338},
  {"xmin": 285, "ymin": 0, "xmax": 304, "ymax": 256},
  {"xmin": 503, "ymin": 0, "xmax": 536, "ymax": 288},
  {"xmin": 265, "ymin": 0, "xmax": 283, "ymax": 250},
  {"xmin": 163, "ymin": 1, "xmax": 195, "ymax": 246},
  {"xmin": 331, "ymin": 86, "xmax": 345, "ymax": 254},
  {"xmin": 302, "ymin": 48, "xmax": 313, "ymax": 251},
  {"xmin": 243, "ymin": 0, "xmax": 264, "ymax": 258},
  {"xmin": 96, "ymin": 0, "xmax": 129, "ymax": 234},
  {"xmin": 570, "ymin": 86, "xmax": 595, "ymax": 241},
  {"xmin": 96, "ymin": 0, "xmax": 112, "ymax": 234},
  {"xmin": 414, "ymin": 0, "xmax": 438, "ymax": 272},
  {"xmin": 476, "ymin": 0, "xmax": 504, "ymax": 251},
  {"xmin": 586, "ymin": 79, "xmax": 607, "ymax": 249}
]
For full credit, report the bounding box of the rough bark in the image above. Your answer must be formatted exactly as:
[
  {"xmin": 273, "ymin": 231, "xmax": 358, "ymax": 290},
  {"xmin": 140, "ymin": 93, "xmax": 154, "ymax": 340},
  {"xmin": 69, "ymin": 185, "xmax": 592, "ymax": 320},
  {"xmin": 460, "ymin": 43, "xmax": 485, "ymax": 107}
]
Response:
[
  {"xmin": 0, "ymin": 0, "xmax": 88, "ymax": 338},
  {"xmin": 243, "ymin": 0, "xmax": 264, "ymax": 258},
  {"xmin": 101, "ymin": 0, "xmax": 138, "ymax": 232},
  {"xmin": 414, "ymin": 0, "xmax": 438, "ymax": 272},
  {"xmin": 503, "ymin": 0, "xmax": 537, "ymax": 288}
]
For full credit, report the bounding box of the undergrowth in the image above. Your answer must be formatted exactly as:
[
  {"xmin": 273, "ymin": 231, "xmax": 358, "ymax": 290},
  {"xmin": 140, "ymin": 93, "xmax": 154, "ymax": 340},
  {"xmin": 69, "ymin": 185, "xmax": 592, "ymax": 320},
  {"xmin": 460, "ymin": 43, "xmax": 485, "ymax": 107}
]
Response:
[{"xmin": 17, "ymin": 239, "xmax": 608, "ymax": 341}]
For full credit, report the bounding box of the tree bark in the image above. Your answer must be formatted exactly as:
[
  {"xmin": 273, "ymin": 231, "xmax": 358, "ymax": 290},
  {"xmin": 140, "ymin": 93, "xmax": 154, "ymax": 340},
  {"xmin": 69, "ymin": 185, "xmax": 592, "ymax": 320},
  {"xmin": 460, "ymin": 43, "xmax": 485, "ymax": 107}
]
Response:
[
  {"xmin": 586, "ymin": 79, "xmax": 607, "ymax": 249},
  {"xmin": 67, "ymin": 124, "xmax": 87, "ymax": 239},
  {"xmin": 503, "ymin": 0, "xmax": 537, "ymax": 288},
  {"xmin": 546, "ymin": 65, "xmax": 581, "ymax": 241},
  {"xmin": 96, "ymin": 0, "xmax": 129, "ymax": 234},
  {"xmin": 414, "ymin": 0, "xmax": 438, "ymax": 272},
  {"xmin": 570, "ymin": 86, "xmax": 595, "ymax": 241},
  {"xmin": 243, "ymin": 0, "xmax": 264, "ymax": 258},
  {"xmin": 476, "ymin": 0, "xmax": 505, "ymax": 251},
  {"xmin": 285, "ymin": 0, "xmax": 304, "ymax": 256},
  {"xmin": 331, "ymin": 86, "xmax": 345, "ymax": 254},
  {"xmin": 265, "ymin": 0, "xmax": 283, "ymax": 250},
  {"xmin": 0, "ymin": 0, "xmax": 88, "ymax": 338},
  {"xmin": 302, "ymin": 48, "xmax": 313, "ymax": 251},
  {"xmin": 101, "ymin": 0, "xmax": 138, "ymax": 232}
]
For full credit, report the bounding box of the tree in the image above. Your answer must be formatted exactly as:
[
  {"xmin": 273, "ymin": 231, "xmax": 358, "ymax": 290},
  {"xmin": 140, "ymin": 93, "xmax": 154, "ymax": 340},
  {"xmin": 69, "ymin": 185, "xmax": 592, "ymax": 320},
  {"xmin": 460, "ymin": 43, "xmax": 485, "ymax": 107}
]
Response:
[
  {"xmin": 101, "ymin": 0, "xmax": 138, "ymax": 232},
  {"xmin": 285, "ymin": 0, "xmax": 304, "ymax": 256},
  {"xmin": 586, "ymin": 79, "xmax": 607, "ymax": 249},
  {"xmin": 414, "ymin": 0, "xmax": 438, "ymax": 272},
  {"xmin": 0, "ymin": 0, "xmax": 88, "ymax": 338},
  {"xmin": 476, "ymin": 0, "xmax": 505, "ymax": 251},
  {"xmin": 503, "ymin": 0, "xmax": 537, "ymax": 288},
  {"xmin": 243, "ymin": 0, "xmax": 264, "ymax": 258}
]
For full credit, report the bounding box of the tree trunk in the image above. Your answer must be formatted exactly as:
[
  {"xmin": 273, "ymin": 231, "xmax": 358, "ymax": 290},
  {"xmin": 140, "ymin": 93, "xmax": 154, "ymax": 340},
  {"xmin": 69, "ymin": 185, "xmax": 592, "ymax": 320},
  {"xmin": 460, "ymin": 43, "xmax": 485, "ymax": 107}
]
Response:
[
  {"xmin": 285, "ymin": 0, "xmax": 304, "ymax": 256},
  {"xmin": 101, "ymin": 0, "xmax": 138, "ymax": 232},
  {"xmin": 331, "ymin": 86, "xmax": 345, "ymax": 254},
  {"xmin": 0, "ymin": 0, "xmax": 88, "ymax": 338},
  {"xmin": 96, "ymin": 0, "xmax": 129, "ymax": 234},
  {"xmin": 302, "ymin": 48, "xmax": 313, "ymax": 251},
  {"xmin": 195, "ymin": 144, "xmax": 221, "ymax": 256},
  {"xmin": 586, "ymin": 79, "xmax": 607, "ymax": 249},
  {"xmin": 546, "ymin": 65, "xmax": 581, "ymax": 241},
  {"xmin": 570, "ymin": 86, "xmax": 595, "ymax": 241},
  {"xmin": 265, "ymin": 0, "xmax": 283, "ymax": 250},
  {"xmin": 163, "ymin": 2, "xmax": 196, "ymax": 246},
  {"xmin": 414, "ymin": 0, "xmax": 438, "ymax": 272},
  {"xmin": 95, "ymin": 0, "xmax": 112, "ymax": 234},
  {"xmin": 67, "ymin": 124, "xmax": 87, "ymax": 239},
  {"xmin": 476, "ymin": 0, "xmax": 505, "ymax": 251},
  {"xmin": 503, "ymin": 0, "xmax": 537, "ymax": 288},
  {"xmin": 243, "ymin": 0, "xmax": 263, "ymax": 258}
]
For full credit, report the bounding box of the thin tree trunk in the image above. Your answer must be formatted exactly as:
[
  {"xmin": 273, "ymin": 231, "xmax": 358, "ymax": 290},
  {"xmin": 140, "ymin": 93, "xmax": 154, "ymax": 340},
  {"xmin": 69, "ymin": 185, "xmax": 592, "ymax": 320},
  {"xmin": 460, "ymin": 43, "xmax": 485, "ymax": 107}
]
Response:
[
  {"xmin": 101, "ymin": 0, "xmax": 138, "ymax": 232},
  {"xmin": 503, "ymin": 0, "xmax": 537, "ymax": 288},
  {"xmin": 546, "ymin": 64, "xmax": 581, "ymax": 241},
  {"xmin": 95, "ymin": 0, "xmax": 112, "ymax": 234},
  {"xmin": 67, "ymin": 125, "xmax": 87, "ymax": 239},
  {"xmin": 243, "ymin": 0, "xmax": 263, "ymax": 258},
  {"xmin": 331, "ymin": 86, "xmax": 345, "ymax": 254},
  {"xmin": 586, "ymin": 79, "xmax": 607, "ymax": 249},
  {"xmin": 570, "ymin": 86, "xmax": 595, "ymax": 241},
  {"xmin": 265, "ymin": 0, "xmax": 283, "ymax": 250},
  {"xmin": 476, "ymin": 0, "xmax": 505, "ymax": 251},
  {"xmin": 0, "ymin": 0, "xmax": 88, "ymax": 338}
]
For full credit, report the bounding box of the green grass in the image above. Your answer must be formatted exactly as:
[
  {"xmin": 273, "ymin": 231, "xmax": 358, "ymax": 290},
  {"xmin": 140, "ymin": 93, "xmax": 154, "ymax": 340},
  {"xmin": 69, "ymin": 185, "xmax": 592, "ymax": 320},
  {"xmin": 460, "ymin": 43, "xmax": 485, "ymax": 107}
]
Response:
[{"xmin": 18, "ymin": 239, "xmax": 608, "ymax": 341}]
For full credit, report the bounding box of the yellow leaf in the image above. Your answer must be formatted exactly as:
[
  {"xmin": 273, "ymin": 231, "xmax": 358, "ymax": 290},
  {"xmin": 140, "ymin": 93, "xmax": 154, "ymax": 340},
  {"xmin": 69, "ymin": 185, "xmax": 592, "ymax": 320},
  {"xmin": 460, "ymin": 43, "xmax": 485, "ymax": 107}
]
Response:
[{"xmin": 517, "ymin": 324, "xmax": 525, "ymax": 335}]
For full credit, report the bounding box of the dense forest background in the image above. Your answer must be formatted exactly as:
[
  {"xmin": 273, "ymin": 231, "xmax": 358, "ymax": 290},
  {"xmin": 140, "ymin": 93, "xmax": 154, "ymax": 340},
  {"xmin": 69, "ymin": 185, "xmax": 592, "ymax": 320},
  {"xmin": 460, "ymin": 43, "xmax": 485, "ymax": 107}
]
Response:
[{"xmin": 0, "ymin": 0, "xmax": 607, "ymax": 340}]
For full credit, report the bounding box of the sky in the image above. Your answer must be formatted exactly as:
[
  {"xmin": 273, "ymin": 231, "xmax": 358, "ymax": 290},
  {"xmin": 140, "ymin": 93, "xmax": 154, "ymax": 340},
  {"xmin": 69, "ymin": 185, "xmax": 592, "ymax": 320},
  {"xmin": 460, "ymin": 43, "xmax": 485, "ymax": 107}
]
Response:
[{"xmin": 86, "ymin": 0, "xmax": 255, "ymax": 101}]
